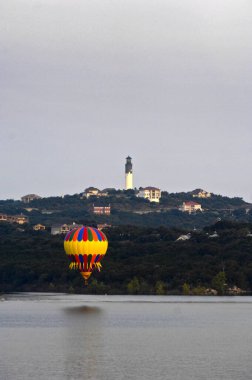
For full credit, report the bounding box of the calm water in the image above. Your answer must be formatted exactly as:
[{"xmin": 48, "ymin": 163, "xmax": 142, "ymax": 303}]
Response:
[{"xmin": 1, "ymin": 294, "xmax": 252, "ymax": 380}]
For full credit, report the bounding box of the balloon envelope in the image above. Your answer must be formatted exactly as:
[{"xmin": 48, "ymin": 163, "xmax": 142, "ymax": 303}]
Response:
[{"xmin": 64, "ymin": 226, "xmax": 108, "ymax": 283}]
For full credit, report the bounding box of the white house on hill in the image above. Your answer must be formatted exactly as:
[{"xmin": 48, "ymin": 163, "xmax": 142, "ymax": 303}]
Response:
[
  {"xmin": 179, "ymin": 201, "xmax": 202, "ymax": 213},
  {"xmin": 192, "ymin": 189, "xmax": 211, "ymax": 198},
  {"xmin": 138, "ymin": 187, "xmax": 161, "ymax": 203},
  {"xmin": 21, "ymin": 194, "xmax": 42, "ymax": 203},
  {"xmin": 82, "ymin": 187, "xmax": 108, "ymax": 199}
]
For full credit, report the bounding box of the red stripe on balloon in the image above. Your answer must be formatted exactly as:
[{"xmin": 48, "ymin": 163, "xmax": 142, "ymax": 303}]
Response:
[
  {"xmin": 83, "ymin": 255, "xmax": 88, "ymax": 271},
  {"xmin": 73, "ymin": 230, "xmax": 79, "ymax": 241},
  {"xmin": 83, "ymin": 227, "xmax": 88, "ymax": 241},
  {"xmin": 99, "ymin": 231, "xmax": 106, "ymax": 241}
]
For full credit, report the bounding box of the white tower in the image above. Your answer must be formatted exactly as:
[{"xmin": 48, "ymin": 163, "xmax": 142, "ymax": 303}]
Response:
[{"xmin": 125, "ymin": 156, "xmax": 133, "ymax": 190}]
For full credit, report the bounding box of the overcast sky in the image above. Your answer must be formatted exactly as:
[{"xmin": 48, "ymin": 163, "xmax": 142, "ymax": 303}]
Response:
[{"xmin": 1, "ymin": 0, "xmax": 252, "ymax": 201}]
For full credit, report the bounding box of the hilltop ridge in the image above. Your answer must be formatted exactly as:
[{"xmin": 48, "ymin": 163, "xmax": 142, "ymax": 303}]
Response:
[{"xmin": 0, "ymin": 188, "xmax": 251, "ymax": 230}]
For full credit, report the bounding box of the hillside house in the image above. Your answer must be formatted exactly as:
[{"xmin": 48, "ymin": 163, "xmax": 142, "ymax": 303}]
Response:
[
  {"xmin": 176, "ymin": 233, "xmax": 191, "ymax": 241},
  {"xmin": 93, "ymin": 205, "xmax": 111, "ymax": 215},
  {"xmin": 0, "ymin": 213, "xmax": 29, "ymax": 224},
  {"xmin": 192, "ymin": 189, "xmax": 211, "ymax": 198},
  {"xmin": 82, "ymin": 187, "xmax": 108, "ymax": 199},
  {"xmin": 0, "ymin": 213, "xmax": 8, "ymax": 222},
  {"xmin": 208, "ymin": 231, "xmax": 219, "ymax": 238},
  {"xmin": 21, "ymin": 194, "xmax": 42, "ymax": 203},
  {"xmin": 97, "ymin": 223, "xmax": 111, "ymax": 230},
  {"xmin": 51, "ymin": 223, "xmax": 80, "ymax": 235},
  {"xmin": 11, "ymin": 215, "xmax": 29, "ymax": 224},
  {"xmin": 33, "ymin": 224, "xmax": 46, "ymax": 231},
  {"xmin": 138, "ymin": 187, "xmax": 161, "ymax": 203},
  {"xmin": 179, "ymin": 201, "xmax": 202, "ymax": 213}
]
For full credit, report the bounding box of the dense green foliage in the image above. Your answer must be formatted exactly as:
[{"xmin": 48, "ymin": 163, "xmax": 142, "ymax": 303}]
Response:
[
  {"xmin": 1, "ymin": 221, "xmax": 252, "ymax": 295},
  {"xmin": 1, "ymin": 191, "xmax": 251, "ymax": 295}
]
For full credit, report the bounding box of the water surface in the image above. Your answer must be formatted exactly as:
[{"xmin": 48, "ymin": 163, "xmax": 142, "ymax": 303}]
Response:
[{"xmin": 1, "ymin": 293, "xmax": 252, "ymax": 380}]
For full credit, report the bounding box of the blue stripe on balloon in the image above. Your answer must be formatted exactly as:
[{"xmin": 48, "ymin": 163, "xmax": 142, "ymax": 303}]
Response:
[
  {"xmin": 95, "ymin": 255, "xmax": 100, "ymax": 262},
  {"xmin": 77, "ymin": 227, "xmax": 84, "ymax": 241}
]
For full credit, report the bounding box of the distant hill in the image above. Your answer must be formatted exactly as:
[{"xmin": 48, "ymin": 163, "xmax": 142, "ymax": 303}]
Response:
[{"xmin": 0, "ymin": 189, "xmax": 251, "ymax": 230}]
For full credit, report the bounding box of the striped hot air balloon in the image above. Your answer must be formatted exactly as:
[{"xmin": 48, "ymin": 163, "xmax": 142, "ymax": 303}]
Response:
[{"xmin": 64, "ymin": 226, "xmax": 108, "ymax": 284}]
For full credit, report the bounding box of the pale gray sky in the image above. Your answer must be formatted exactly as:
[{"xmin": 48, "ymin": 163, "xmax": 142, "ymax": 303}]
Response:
[{"xmin": 1, "ymin": 0, "xmax": 252, "ymax": 201}]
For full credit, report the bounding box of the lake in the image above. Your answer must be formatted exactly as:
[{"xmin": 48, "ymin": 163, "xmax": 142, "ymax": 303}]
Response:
[{"xmin": 1, "ymin": 293, "xmax": 252, "ymax": 380}]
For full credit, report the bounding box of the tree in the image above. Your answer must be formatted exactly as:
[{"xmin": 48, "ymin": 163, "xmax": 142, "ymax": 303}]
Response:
[
  {"xmin": 212, "ymin": 271, "xmax": 227, "ymax": 295},
  {"xmin": 127, "ymin": 277, "xmax": 140, "ymax": 294},
  {"xmin": 192, "ymin": 286, "xmax": 206, "ymax": 295},
  {"xmin": 182, "ymin": 282, "xmax": 190, "ymax": 295},
  {"xmin": 155, "ymin": 281, "xmax": 166, "ymax": 295}
]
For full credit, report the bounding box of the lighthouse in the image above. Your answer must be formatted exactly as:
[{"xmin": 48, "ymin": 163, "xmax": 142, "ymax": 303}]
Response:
[{"xmin": 125, "ymin": 156, "xmax": 133, "ymax": 190}]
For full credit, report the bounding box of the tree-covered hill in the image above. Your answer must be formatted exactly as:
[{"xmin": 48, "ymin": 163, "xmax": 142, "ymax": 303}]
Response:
[
  {"xmin": 0, "ymin": 190, "xmax": 251, "ymax": 230},
  {"xmin": 1, "ymin": 221, "xmax": 252, "ymax": 295}
]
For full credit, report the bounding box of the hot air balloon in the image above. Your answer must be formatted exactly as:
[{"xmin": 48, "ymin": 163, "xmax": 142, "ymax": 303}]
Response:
[{"xmin": 64, "ymin": 226, "xmax": 108, "ymax": 285}]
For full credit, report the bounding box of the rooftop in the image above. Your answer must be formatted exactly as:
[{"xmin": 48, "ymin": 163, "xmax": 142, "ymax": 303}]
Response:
[
  {"xmin": 142, "ymin": 186, "xmax": 160, "ymax": 191},
  {"xmin": 184, "ymin": 201, "xmax": 201, "ymax": 206}
]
